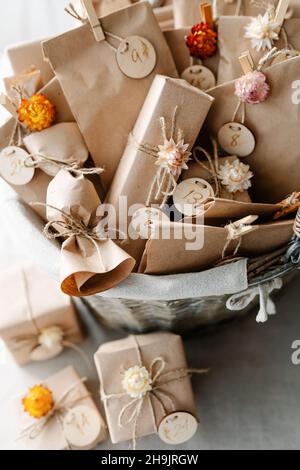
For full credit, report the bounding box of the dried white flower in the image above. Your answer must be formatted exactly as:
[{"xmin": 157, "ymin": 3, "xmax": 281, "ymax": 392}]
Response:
[
  {"xmin": 157, "ymin": 138, "xmax": 191, "ymax": 176},
  {"xmin": 122, "ymin": 366, "xmax": 152, "ymax": 399},
  {"xmin": 245, "ymin": 11, "xmax": 280, "ymax": 51},
  {"xmin": 38, "ymin": 326, "xmax": 64, "ymax": 350},
  {"xmin": 218, "ymin": 159, "xmax": 253, "ymax": 193}
]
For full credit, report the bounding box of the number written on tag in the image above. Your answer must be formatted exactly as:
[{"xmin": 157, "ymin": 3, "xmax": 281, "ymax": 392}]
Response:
[
  {"xmin": 0, "ymin": 146, "xmax": 34, "ymax": 185},
  {"xmin": 116, "ymin": 35, "xmax": 157, "ymax": 79}
]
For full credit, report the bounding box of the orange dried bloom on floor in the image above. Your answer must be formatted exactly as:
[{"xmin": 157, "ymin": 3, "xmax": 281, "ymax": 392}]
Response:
[
  {"xmin": 22, "ymin": 384, "xmax": 54, "ymax": 419},
  {"xmin": 17, "ymin": 94, "xmax": 56, "ymax": 132},
  {"xmin": 185, "ymin": 23, "xmax": 217, "ymax": 60}
]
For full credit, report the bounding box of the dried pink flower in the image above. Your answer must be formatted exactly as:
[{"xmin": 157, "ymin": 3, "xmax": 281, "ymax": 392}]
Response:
[{"xmin": 234, "ymin": 71, "xmax": 270, "ymax": 104}]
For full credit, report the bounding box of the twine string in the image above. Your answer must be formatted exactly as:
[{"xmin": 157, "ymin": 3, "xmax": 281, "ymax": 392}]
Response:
[
  {"xmin": 100, "ymin": 335, "xmax": 208, "ymax": 450},
  {"xmin": 19, "ymin": 378, "xmax": 90, "ymax": 446},
  {"xmin": 24, "ymin": 154, "xmax": 104, "ymax": 176}
]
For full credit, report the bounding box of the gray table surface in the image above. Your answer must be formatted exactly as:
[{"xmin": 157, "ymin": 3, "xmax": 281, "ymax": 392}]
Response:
[{"xmin": 0, "ymin": 264, "xmax": 299, "ymax": 450}]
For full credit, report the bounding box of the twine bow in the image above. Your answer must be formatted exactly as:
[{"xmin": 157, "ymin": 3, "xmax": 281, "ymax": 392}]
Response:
[
  {"xmin": 19, "ymin": 378, "xmax": 90, "ymax": 447},
  {"xmin": 226, "ymin": 277, "xmax": 283, "ymax": 323},
  {"xmin": 24, "ymin": 154, "xmax": 104, "ymax": 177},
  {"xmin": 11, "ymin": 268, "xmax": 91, "ymax": 367},
  {"xmin": 100, "ymin": 336, "xmax": 208, "ymax": 450},
  {"xmin": 222, "ymin": 215, "xmax": 258, "ymax": 259},
  {"xmin": 130, "ymin": 107, "xmax": 191, "ymax": 208},
  {"xmin": 192, "ymin": 139, "xmax": 226, "ymax": 198}
]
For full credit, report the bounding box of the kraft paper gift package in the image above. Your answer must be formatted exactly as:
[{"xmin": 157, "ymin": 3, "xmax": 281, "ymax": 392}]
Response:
[
  {"xmin": 42, "ymin": 1, "xmax": 178, "ymax": 188},
  {"xmin": 173, "ymin": 0, "xmax": 300, "ymax": 28},
  {"xmin": 217, "ymin": 15, "xmax": 300, "ymax": 84},
  {"xmin": 94, "ymin": 333, "xmax": 198, "ymax": 445},
  {"xmin": 106, "ymin": 74, "xmax": 214, "ymax": 262},
  {"xmin": 17, "ymin": 366, "xmax": 107, "ymax": 450},
  {"xmin": 0, "ymin": 264, "xmax": 82, "ymax": 365}
]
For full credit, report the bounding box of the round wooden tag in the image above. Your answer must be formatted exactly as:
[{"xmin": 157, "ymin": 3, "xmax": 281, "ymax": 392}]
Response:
[
  {"xmin": 217, "ymin": 122, "xmax": 256, "ymax": 157},
  {"xmin": 181, "ymin": 65, "xmax": 216, "ymax": 91},
  {"xmin": 0, "ymin": 146, "xmax": 34, "ymax": 186},
  {"xmin": 173, "ymin": 178, "xmax": 215, "ymax": 216},
  {"xmin": 30, "ymin": 343, "xmax": 64, "ymax": 362},
  {"xmin": 116, "ymin": 36, "xmax": 157, "ymax": 79},
  {"xmin": 62, "ymin": 405, "xmax": 102, "ymax": 450},
  {"xmin": 131, "ymin": 207, "xmax": 169, "ymax": 239},
  {"xmin": 158, "ymin": 412, "xmax": 198, "ymax": 445}
]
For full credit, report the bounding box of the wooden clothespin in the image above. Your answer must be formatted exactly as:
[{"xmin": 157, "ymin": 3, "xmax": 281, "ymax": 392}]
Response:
[
  {"xmin": 0, "ymin": 92, "xmax": 18, "ymax": 119},
  {"xmin": 275, "ymin": 0, "xmax": 290, "ymax": 26},
  {"xmin": 232, "ymin": 215, "xmax": 259, "ymax": 237},
  {"xmin": 81, "ymin": 0, "xmax": 105, "ymax": 42},
  {"xmin": 200, "ymin": 2, "xmax": 213, "ymax": 28},
  {"xmin": 238, "ymin": 51, "xmax": 254, "ymax": 75}
]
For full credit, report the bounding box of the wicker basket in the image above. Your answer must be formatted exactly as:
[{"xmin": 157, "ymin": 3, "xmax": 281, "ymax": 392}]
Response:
[
  {"xmin": 1, "ymin": 185, "xmax": 299, "ymax": 334},
  {"xmin": 82, "ymin": 260, "xmax": 299, "ymax": 333}
]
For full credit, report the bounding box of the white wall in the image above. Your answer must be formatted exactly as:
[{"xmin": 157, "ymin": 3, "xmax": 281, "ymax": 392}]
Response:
[{"xmin": 0, "ymin": 0, "xmax": 75, "ymax": 52}]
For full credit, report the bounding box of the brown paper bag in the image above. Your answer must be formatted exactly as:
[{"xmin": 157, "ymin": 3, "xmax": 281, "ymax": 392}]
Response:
[
  {"xmin": 205, "ymin": 56, "xmax": 300, "ymax": 203},
  {"xmin": 0, "ymin": 264, "xmax": 82, "ymax": 366},
  {"xmin": 139, "ymin": 219, "xmax": 294, "ymax": 274},
  {"xmin": 0, "ymin": 77, "xmax": 75, "ymax": 220},
  {"xmin": 46, "ymin": 170, "xmax": 135, "ymax": 296},
  {"xmin": 105, "ymin": 75, "xmax": 214, "ymax": 263},
  {"xmin": 173, "ymin": 0, "xmax": 300, "ymax": 28},
  {"xmin": 43, "ymin": 2, "xmax": 178, "ymax": 189},
  {"xmin": 94, "ymin": 333, "xmax": 196, "ymax": 445},
  {"xmin": 6, "ymin": 39, "xmax": 54, "ymax": 87},
  {"xmin": 200, "ymin": 198, "xmax": 281, "ymax": 220},
  {"xmin": 217, "ymin": 16, "xmax": 300, "ymax": 84},
  {"xmin": 18, "ymin": 366, "xmax": 107, "ymax": 450},
  {"xmin": 164, "ymin": 27, "xmax": 219, "ymax": 77}
]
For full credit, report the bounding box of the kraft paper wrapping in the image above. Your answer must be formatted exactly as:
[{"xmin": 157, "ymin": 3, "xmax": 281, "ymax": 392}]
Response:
[
  {"xmin": 173, "ymin": 0, "xmax": 300, "ymax": 28},
  {"xmin": 217, "ymin": 16, "xmax": 300, "ymax": 85},
  {"xmin": 138, "ymin": 219, "xmax": 294, "ymax": 274},
  {"xmin": 163, "ymin": 28, "xmax": 219, "ymax": 77},
  {"xmin": 46, "ymin": 170, "xmax": 135, "ymax": 296},
  {"xmin": 206, "ymin": 56, "xmax": 300, "ymax": 203},
  {"xmin": 18, "ymin": 366, "xmax": 107, "ymax": 450},
  {"xmin": 0, "ymin": 77, "xmax": 75, "ymax": 220},
  {"xmin": 0, "ymin": 264, "xmax": 82, "ymax": 365},
  {"xmin": 105, "ymin": 75, "xmax": 214, "ymax": 263},
  {"xmin": 95, "ymin": 333, "xmax": 196, "ymax": 444},
  {"xmin": 6, "ymin": 38, "xmax": 54, "ymax": 87},
  {"xmin": 23, "ymin": 122, "xmax": 89, "ymax": 173},
  {"xmin": 43, "ymin": 2, "xmax": 178, "ymax": 189},
  {"xmin": 182, "ymin": 155, "xmax": 252, "ymax": 202}
]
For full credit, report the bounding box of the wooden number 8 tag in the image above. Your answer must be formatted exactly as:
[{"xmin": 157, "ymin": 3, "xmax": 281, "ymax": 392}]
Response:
[
  {"xmin": 217, "ymin": 122, "xmax": 256, "ymax": 158},
  {"xmin": 116, "ymin": 35, "xmax": 157, "ymax": 79}
]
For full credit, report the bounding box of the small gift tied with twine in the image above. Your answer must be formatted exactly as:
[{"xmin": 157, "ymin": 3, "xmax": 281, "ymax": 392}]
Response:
[
  {"xmin": 106, "ymin": 75, "xmax": 214, "ymax": 264},
  {"xmin": 18, "ymin": 366, "xmax": 107, "ymax": 450},
  {"xmin": 41, "ymin": 170, "xmax": 135, "ymax": 297},
  {"xmin": 95, "ymin": 333, "xmax": 207, "ymax": 448},
  {"xmin": 0, "ymin": 264, "xmax": 83, "ymax": 365}
]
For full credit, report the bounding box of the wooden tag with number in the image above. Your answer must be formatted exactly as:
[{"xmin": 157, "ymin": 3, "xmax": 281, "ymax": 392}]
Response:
[{"xmin": 116, "ymin": 36, "xmax": 157, "ymax": 79}]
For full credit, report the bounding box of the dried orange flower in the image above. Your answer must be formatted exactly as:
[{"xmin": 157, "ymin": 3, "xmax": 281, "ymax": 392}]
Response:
[
  {"xmin": 22, "ymin": 384, "xmax": 54, "ymax": 419},
  {"xmin": 17, "ymin": 94, "xmax": 56, "ymax": 132}
]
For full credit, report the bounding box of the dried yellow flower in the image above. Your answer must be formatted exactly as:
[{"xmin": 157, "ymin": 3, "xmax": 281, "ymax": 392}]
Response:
[
  {"xmin": 22, "ymin": 384, "xmax": 54, "ymax": 419},
  {"xmin": 17, "ymin": 94, "xmax": 56, "ymax": 132}
]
